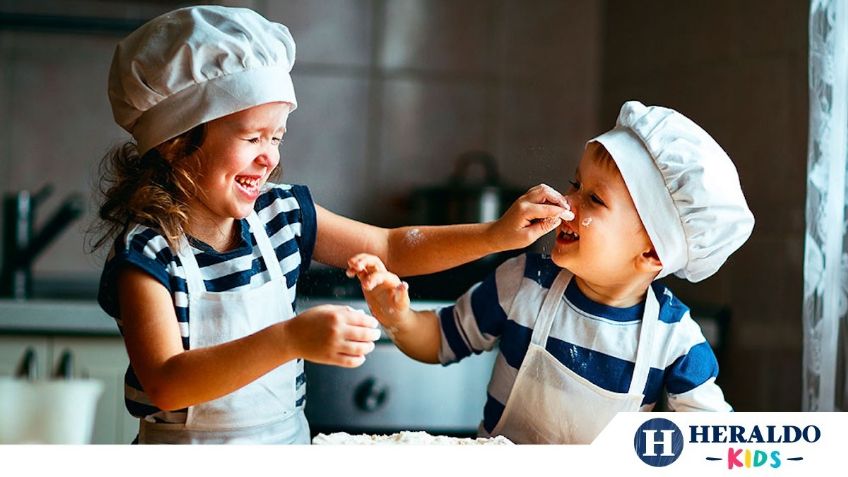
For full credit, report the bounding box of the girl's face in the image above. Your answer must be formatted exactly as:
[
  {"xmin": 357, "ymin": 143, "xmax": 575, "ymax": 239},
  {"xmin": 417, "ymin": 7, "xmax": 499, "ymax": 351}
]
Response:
[
  {"xmin": 552, "ymin": 145, "xmax": 656, "ymax": 287},
  {"xmin": 189, "ymin": 102, "xmax": 291, "ymax": 226}
]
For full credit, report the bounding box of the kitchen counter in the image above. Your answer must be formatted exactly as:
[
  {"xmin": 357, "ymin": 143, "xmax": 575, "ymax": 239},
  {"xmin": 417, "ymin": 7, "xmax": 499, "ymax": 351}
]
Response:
[
  {"xmin": 0, "ymin": 297, "xmax": 453, "ymax": 337},
  {"xmin": 0, "ymin": 299, "xmax": 117, "ymax": 336}
]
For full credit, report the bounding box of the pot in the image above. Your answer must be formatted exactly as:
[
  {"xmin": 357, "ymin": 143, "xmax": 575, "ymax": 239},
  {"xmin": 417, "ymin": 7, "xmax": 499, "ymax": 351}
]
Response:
[{"xmin": 406, "ymin": 151, "xmax": 527, "ymax": 300}]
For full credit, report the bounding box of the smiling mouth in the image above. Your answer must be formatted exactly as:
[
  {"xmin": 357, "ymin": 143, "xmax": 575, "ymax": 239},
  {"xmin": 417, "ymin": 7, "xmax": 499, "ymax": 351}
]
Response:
[
  {"xmin": 235, "ymin": 175, "xmax": 262, "ymax": 195},
  {"xmin": 558, "ymin": 228, "xmax": 579, "ymax": 243}
]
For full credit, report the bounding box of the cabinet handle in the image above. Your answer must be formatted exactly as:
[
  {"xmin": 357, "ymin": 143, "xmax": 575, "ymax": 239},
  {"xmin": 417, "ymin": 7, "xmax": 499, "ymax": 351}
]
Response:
[
  {"xmin": 54, "ymin": 349, "xmax": 74, "ymax": 379},
  {"xmin": 15, "ymin": 347, "xmax": 38, "ymax": 380}
]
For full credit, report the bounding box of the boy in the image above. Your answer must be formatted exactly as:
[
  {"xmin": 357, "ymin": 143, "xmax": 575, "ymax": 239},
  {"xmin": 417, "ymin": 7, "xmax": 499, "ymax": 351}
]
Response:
[{"xmin": 347, "ymin": 101, "xmax": 755, "ymax": 444}]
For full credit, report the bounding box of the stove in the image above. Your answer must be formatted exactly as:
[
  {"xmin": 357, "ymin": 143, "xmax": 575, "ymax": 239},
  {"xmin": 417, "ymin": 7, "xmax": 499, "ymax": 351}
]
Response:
[{"xmin": 296, "ymin": 297, "xmax": 495, "ymax": 437}]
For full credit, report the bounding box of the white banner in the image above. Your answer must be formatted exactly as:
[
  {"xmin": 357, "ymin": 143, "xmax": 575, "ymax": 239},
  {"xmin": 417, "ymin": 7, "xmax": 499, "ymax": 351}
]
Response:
[{"xmin": 0, "ymin": 413, "xmax": 841, "ymax": 477}]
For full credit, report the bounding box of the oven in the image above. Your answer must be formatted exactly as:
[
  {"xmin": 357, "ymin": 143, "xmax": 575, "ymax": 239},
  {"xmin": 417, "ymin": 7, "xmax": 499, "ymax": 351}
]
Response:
[{"xmin": 296, "ymin": 298, "xmax": 496, "ymax": 437}]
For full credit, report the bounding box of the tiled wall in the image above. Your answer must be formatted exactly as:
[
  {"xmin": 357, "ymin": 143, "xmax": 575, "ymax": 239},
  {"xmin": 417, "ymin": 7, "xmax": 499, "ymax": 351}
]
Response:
[
  {"xmin": 0, "ymin": 0, "xmax": 601, "ymax": 278},
  {"xmin": 602, "ymin": 0, "xmax": 809, "ymax": 410}
]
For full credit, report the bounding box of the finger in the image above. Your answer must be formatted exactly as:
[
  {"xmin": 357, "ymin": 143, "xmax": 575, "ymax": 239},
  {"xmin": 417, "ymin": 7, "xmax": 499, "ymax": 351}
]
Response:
[
  {"xmin": 341, "ymin": 308, "xmax": 380, "ymax": 328},
  {"xmin": 522, "ymin": 203, "xmax": 572, "ymax": 223},
  {"xmin": 347, "ymin": 252, "xmax": 375, "ymax": 268},
  {"xmin": 350, "ymin": 266, "xmax": 389, "ymax": 289},
  {"xmin": 392, "ymin": 281, "xmax": 411, "ymax": 306},
  {"xmin": 346, "ymin": 253, "xmax": 366, "ymax": 276},
  {"xmin": 354, "ymin": 261, "xmax": 388, "ymax": 280},
  {"xmin": 337, "ymin": 340, "xmax": 376, "ymax": 357},
  {"xmin": 361, "ymin": 271, "xmax": 402, "ymax": 291},
  {"xmin": 346, "ymin": 253, "xmax": 386, "ymax": 276},
  {"xmin": 524, "ymin": 183, "xmax": 568, "ymax": 208},
  {"xmin": 345, "ymin": 324, "xmax": 383, "ymax": 342},
  {"xmin": 528, "ymin": 216, "xmax": 562, "ymax": 235},
  {"xmin": 334, "ymin": 354, "xmax": 367, "ymax": 368}
]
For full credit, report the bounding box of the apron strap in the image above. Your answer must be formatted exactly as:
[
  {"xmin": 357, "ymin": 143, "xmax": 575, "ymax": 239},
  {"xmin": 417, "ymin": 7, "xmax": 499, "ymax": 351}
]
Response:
[
  {"xmin": 627, "ymin": 285, "xmax": 660, "ymax": 395},
  {"xmin": 244, "ymin": 211, "xmax": 293, "ymax": 313},
  {"xmin": 245, "ymin": 211, "xmax": 285, "ymax": 282},
  {"xmin": 177, "ymin": 235, "xmax": 206, "ymax": 295},
  {"xmin": 530, "ymin": 269, "xmax": 572, "ymax": 347}
]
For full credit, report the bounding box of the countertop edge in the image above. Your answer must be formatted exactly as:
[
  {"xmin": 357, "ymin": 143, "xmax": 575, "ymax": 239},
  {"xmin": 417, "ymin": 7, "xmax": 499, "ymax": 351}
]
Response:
[{"xmin": 0, "ymin": 298, "xmax": 453, "ymax": 337}]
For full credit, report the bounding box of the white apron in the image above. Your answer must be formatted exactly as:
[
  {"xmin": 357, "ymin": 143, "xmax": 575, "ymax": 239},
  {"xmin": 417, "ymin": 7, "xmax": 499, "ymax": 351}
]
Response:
[
  {"xmin": 490, "ymin": 270, "xmax": 658, "ymax": 444},
  {"xmin": 139, "ymin": 211, "xmax": 309, "ymax": 444}
]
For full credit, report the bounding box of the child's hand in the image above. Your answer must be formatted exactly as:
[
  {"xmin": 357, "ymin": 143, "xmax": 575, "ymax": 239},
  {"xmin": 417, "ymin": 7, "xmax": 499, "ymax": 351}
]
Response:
[
  {"xmin": 288, "ymin": 305, "xmax": 381, "ymax": 367},
  {"xmin": 491, "ymin": 183, "xmax": 574, "ymax": 250},
  {"xmin": 346, "ymin": 253, "xmax": 411, "ymax": 330}
]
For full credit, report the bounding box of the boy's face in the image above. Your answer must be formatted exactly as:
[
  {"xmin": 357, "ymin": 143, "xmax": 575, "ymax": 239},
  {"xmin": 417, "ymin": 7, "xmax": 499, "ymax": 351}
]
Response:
[
  {"xmin": 189, "ymin": 102, "xmax": 290, "ymax": 225},
  {"xmin": 552, "ymin": 144, "xmax": 657, "ymax": 286}
]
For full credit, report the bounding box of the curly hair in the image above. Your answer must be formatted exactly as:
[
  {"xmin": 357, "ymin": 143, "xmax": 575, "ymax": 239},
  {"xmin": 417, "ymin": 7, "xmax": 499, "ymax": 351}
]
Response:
[{"xmin": 88, "ymin": 125, "xmax": 207, "ymax": 252}]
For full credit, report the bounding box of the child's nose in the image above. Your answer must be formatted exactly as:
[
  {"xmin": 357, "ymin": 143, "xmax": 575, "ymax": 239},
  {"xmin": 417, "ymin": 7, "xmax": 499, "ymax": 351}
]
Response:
[{"xmin": 255, "ymin": 149, "xmax": 278, "ymax": 167}]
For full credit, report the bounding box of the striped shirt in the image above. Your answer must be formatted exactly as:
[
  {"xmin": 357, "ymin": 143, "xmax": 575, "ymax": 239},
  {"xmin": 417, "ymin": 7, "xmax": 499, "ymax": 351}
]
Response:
[
  {"xmin": 98, "ymin": 183, "xmax": 316, "ymax": 423},
  {"xmin": 437, "ymin": 253, "xmax": 731, "ymax": 435}
]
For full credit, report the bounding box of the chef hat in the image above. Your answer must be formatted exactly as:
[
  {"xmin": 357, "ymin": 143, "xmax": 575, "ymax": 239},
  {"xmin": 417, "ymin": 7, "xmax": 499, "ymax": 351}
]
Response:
[
  {"xmin": 591, "ymin": 101, "xmax": 754, "ymax": 282},
  {"xmin": 108, "ymin": 5, "xmax": 297, "ymax": 155}
]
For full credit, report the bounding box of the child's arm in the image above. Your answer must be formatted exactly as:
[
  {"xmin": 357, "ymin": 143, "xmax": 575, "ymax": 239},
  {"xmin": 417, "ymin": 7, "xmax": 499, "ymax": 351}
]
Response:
[
  {"xmin": 313, "ymin": 184, "xmax": 572, "ymax": 276},
  {"xmin": 666, "ymin": 378, "xmax": 732, "ymax": 412},
  {"xmin": 663, "ymin": 328, "xmax": 733, "ymax": 411},
  {"xmin": 117, "ymin": 267, "xmax": 381, "ymax": 411},
  {"xmin": 347, "ymin": 253, "xmax": 442, "ymax": 363}
]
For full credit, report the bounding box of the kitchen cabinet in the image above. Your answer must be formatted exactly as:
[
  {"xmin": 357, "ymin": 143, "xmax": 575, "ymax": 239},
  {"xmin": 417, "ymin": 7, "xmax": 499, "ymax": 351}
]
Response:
[
  {"xmin": 50, "ymin": 337, "xmax": 138, "ymax": 444},
  {"xmin": 0, "ymin": 334, "xmax": 137, "ymax": 444}
]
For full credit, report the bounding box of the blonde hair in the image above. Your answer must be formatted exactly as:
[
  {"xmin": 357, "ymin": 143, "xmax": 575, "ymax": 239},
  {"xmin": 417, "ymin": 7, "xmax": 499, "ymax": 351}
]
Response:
[{"xmin": 89, "ymin": 126, "xmax": 206, "ymax": 252}]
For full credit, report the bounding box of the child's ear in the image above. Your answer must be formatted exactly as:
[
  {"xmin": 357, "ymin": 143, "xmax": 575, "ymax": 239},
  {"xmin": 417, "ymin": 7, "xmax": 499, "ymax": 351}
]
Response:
[{"xmin": 638, "ymin": 248, "xmax": 663, "ymax": 273}]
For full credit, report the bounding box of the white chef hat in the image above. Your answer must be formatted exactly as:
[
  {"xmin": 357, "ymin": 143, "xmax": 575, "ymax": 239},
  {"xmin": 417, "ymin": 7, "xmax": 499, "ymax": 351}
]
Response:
[
  {"xmin": 591, "ymin": 101, "xmax": 754, "ymax": 282},
  {"xmin": 108, "ymin": 5, "xmax": 297, "ymax": 156}
]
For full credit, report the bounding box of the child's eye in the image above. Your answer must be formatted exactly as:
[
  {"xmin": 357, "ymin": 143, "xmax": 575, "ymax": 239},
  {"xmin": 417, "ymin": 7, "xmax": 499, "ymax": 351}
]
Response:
[
  {"xmin": 568, "ymin": 180, "xmax": 580, "ymax": 190},
  {"xmin": 272, "ymin": 137, "xmax": 284, "ymax": 145},
  {"xmin": 245, "ymin": 137, "xmax": 260, "ymax": 144},
  {"xmin": 591, "ymin": 194, "xmax": 605, "ymax": 206}
]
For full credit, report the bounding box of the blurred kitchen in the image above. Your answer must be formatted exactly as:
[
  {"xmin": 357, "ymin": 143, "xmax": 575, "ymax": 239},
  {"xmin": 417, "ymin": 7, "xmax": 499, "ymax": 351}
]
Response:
[{"xmin": 0, "ymin": 0, "xmax": 816, "ymax": 443}]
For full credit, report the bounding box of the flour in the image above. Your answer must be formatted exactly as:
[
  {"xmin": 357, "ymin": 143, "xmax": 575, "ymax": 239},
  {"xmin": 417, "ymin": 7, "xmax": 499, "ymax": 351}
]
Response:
[{"xmin": 404, "ymin": 228, "xmax": 424, "ymax": 247}]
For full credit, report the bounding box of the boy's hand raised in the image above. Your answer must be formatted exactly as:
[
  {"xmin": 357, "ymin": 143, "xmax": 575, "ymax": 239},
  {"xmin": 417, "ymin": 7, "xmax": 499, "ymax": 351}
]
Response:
[
  {"xmin": 346, "ymin": 253, "xmax": 411, "ymax": 331},
  {"xmin": 490, "ymin": 183, "xmax": 574, "ymax": 250}
]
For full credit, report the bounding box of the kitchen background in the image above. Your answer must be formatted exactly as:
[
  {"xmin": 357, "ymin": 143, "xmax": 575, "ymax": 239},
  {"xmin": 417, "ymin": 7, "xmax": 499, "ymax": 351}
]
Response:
[{"xmin": 0, "ymin": 0, "xmax": 806, "ymax": 435}]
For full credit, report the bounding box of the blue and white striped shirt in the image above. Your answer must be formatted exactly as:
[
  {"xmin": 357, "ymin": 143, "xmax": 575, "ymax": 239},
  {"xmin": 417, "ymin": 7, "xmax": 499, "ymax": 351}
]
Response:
[
  {"xmin": 98, "ymin": 183, "xmax": 317, "ymax": 423},
  {"xmin": 437, "ymin": 253, "xmax": 731, "ymax": 434}
]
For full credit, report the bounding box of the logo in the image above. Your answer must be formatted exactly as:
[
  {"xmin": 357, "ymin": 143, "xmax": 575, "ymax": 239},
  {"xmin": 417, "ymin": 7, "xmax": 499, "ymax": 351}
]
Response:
[
  {"xmin": 691, "ymin": 425, "xmax": 819, "ymax": 469},
  {"xmin": 633, "ymin": 418, "xmax": 820, "ymax": 470},
  {"xmin": 633, "ymin": 418, "xmax": 684, "ymax": 467}
]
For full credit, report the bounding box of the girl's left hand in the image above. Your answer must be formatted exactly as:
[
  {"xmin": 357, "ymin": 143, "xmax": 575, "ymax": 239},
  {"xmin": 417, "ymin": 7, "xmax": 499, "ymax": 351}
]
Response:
[{"xmin": 489, "ymin": 183, "xmax": 574, "ymax": 250}]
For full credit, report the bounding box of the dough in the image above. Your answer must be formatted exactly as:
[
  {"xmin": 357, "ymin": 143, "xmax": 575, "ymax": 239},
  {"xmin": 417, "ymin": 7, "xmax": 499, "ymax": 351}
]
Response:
[{"xmin": 312, "ymin": 430, "xmax": 513, "ymax": 445}]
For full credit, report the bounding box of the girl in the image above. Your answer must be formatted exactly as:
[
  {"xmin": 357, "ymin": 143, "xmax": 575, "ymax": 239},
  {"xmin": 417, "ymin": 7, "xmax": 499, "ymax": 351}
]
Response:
[{"xmin": 92, "ymin": 5, "xmax": 570, "ymax": 444}]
